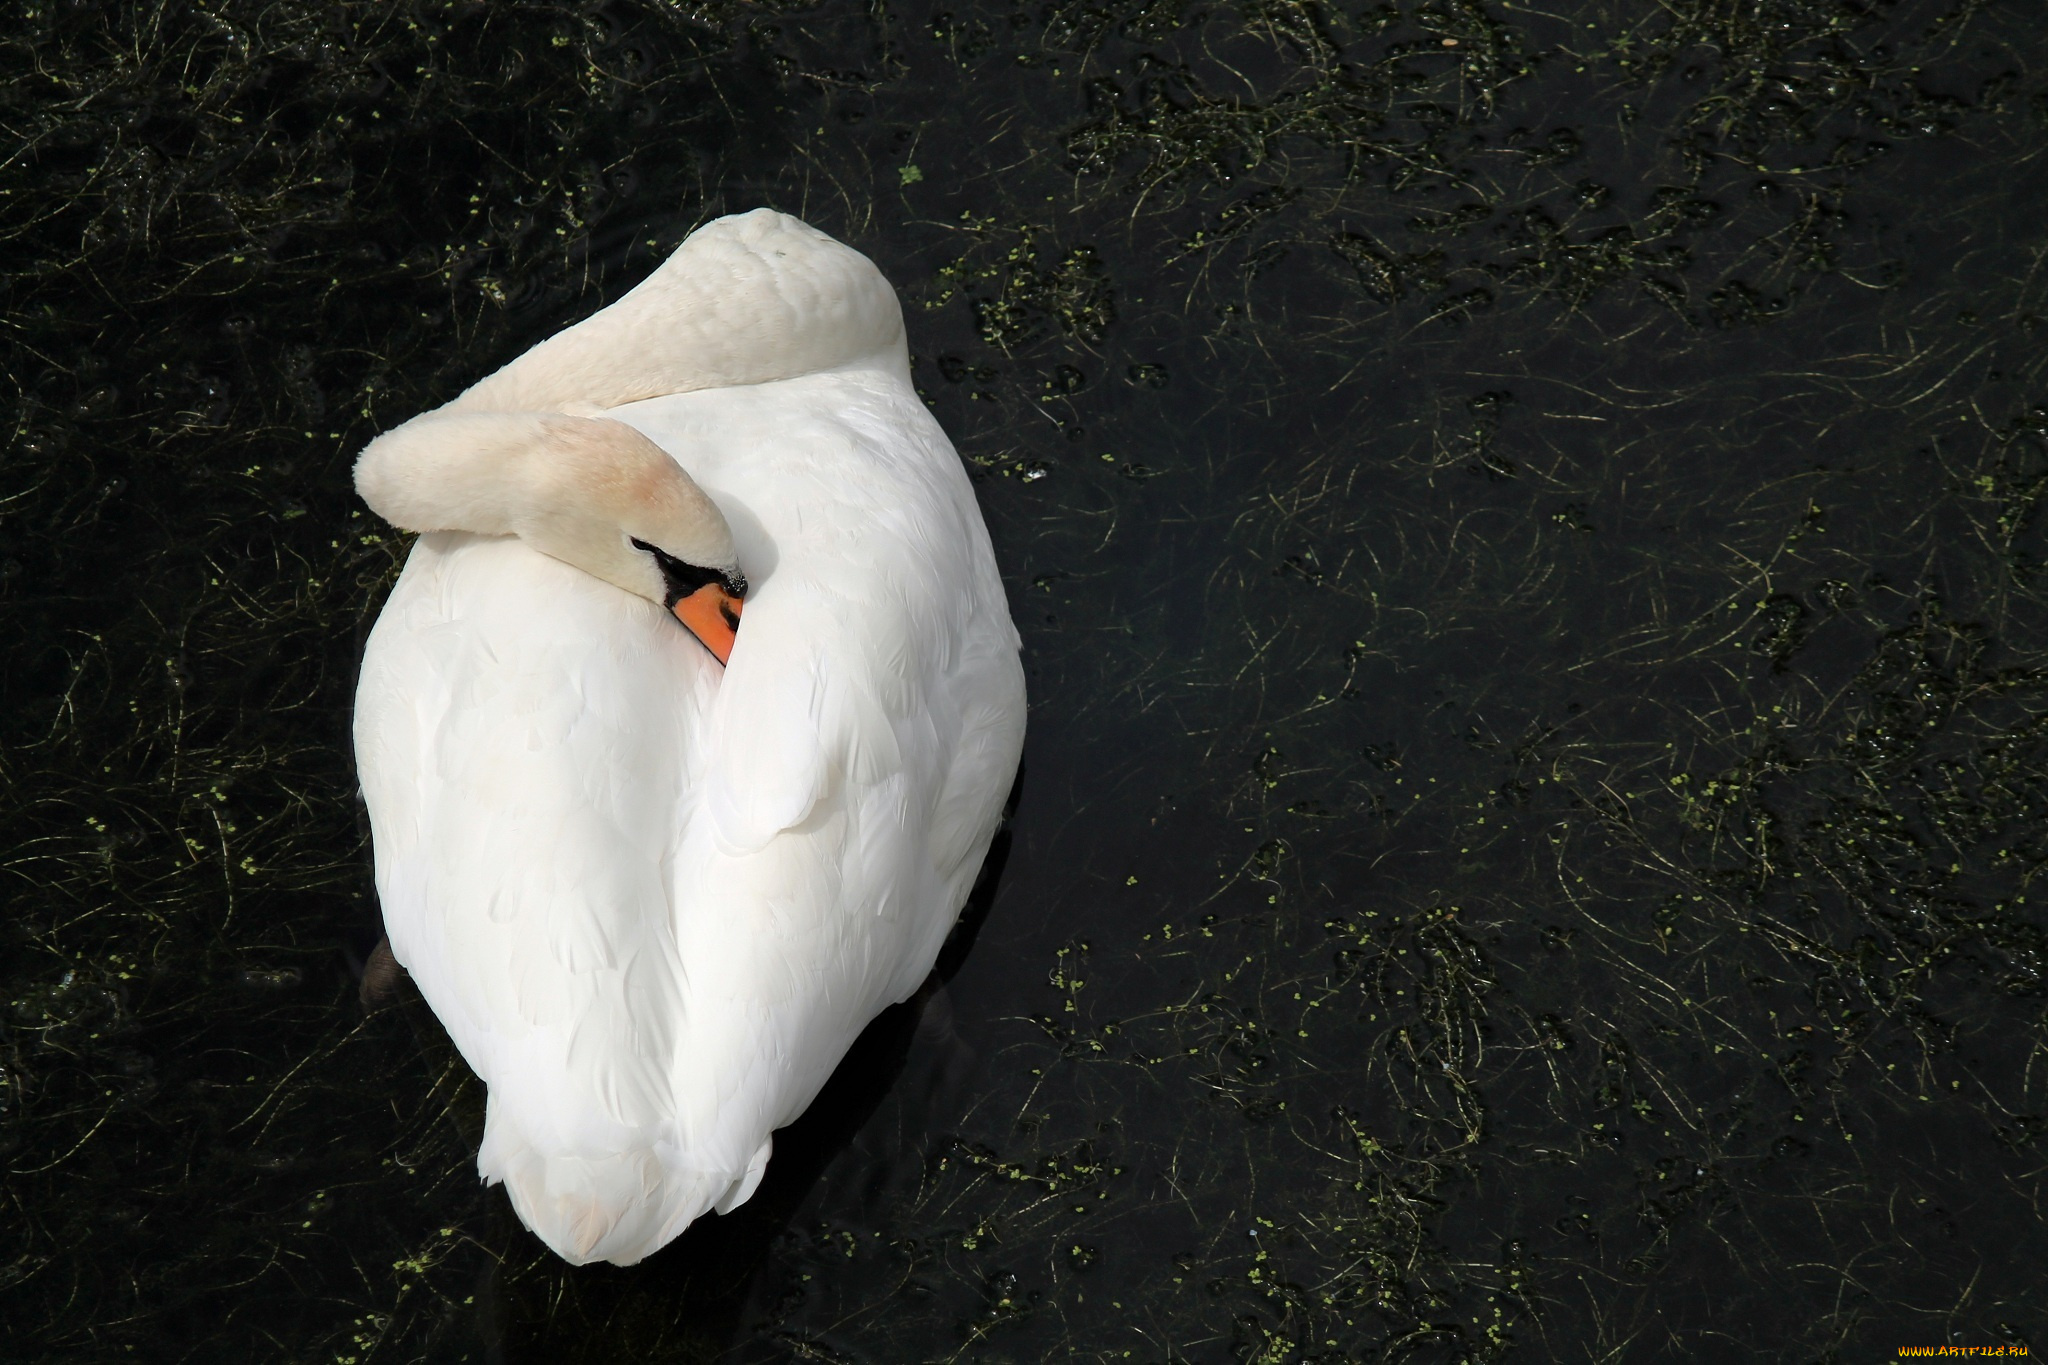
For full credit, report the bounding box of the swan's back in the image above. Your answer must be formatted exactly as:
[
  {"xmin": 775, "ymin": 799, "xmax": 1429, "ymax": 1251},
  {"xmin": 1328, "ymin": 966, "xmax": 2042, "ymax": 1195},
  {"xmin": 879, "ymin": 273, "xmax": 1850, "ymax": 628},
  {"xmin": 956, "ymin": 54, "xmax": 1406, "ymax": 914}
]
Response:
[{"xmin": 352, "ymin": 212, "xmax": 1024, "ymax": 1265}]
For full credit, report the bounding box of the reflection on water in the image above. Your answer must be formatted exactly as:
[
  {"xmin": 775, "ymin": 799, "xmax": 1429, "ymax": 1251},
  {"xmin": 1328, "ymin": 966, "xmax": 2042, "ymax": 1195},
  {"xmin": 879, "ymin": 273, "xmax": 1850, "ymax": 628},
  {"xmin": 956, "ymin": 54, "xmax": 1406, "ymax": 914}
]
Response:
[{"xmin": 4, "ymin": 0, "xmax": 2046, "ymax": 1359}]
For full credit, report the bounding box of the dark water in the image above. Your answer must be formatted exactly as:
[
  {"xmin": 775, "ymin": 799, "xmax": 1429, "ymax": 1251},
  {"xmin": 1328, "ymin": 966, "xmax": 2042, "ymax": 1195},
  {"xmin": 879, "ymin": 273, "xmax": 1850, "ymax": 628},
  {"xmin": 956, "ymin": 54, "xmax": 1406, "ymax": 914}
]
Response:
[{"xmin": 5, "ymin": 0, "xmax": 2047, "ymax": 1360}]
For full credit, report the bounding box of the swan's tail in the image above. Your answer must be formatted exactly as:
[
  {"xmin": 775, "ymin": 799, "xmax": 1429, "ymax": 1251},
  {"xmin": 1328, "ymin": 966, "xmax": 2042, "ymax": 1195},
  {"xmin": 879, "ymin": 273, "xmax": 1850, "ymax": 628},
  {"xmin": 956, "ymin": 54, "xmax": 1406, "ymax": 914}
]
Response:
[{"xmin": 478, "ymin": 1107, "xmax": 773, "ymax": 1266}]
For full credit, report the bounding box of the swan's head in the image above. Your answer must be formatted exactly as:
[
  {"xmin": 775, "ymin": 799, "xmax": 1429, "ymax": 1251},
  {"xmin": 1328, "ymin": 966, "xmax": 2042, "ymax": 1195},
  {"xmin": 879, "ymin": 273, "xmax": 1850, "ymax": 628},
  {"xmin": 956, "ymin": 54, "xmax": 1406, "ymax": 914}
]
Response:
[
  {"xmin": 354, "ymin": 409, "xmax": 748, "ymax": 664},
  {"xmin": 519, "ymin": 416, "xmax": 748, "ymax": 664}
]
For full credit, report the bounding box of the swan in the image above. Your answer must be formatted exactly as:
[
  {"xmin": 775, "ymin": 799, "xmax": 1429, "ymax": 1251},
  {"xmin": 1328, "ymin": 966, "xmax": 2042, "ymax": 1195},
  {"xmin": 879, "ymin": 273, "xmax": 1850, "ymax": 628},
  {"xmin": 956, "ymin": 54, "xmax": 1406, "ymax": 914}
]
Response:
[{"xmin": 350, "ymin": 209, "xmax": 1026, "ymax": 1266}]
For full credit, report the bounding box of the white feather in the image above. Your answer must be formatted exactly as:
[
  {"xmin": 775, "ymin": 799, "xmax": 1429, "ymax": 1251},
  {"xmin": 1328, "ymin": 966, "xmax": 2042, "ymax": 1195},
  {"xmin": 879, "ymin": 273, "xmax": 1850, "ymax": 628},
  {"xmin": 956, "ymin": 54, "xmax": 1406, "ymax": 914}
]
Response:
[{"xmin": 353, "ymin": 211, "xmax": 1025, "ymax": 1266}]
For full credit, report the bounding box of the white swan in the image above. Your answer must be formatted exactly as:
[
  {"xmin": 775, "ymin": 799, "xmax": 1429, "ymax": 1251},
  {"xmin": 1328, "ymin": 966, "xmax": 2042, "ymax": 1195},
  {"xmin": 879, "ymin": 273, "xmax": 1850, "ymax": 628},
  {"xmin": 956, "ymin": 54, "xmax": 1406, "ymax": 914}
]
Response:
[{"xmin": 350, "ymin": 210, "xmax": 1026, "ymax": 1266}]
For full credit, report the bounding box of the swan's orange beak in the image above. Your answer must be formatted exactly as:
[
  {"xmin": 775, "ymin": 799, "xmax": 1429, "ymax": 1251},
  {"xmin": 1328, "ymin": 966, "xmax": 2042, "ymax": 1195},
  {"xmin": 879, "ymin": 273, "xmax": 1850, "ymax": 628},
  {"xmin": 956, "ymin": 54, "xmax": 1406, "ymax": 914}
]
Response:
[{"xmin": 673, "ymin": 582, "xmax": 743, "ymax": 665}]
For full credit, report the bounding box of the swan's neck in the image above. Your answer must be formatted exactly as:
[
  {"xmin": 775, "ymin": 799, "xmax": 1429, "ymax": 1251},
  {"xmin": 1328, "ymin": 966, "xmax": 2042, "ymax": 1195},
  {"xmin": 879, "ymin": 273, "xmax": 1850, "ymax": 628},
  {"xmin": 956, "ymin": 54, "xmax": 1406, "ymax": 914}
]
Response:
[
  {"xmin": 443, "ymin": 209, "xmax": 908, "ymax": 417},
  {"xmin": 354, "ymin": 412, "xmax": 735, "ymax": 609},
  {"xmin": 353, "ymin": 209, "xmax": 900, "ymax": 607}
]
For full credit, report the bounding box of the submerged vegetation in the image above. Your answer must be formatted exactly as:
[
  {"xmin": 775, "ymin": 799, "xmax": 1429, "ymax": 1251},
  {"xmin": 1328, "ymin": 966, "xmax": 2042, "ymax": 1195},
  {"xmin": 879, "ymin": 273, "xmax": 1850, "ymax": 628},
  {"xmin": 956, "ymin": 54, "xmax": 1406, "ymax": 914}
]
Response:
[{"xmin": 3, "ymin": 0, "xmax": 2045, "ymax": 1359}]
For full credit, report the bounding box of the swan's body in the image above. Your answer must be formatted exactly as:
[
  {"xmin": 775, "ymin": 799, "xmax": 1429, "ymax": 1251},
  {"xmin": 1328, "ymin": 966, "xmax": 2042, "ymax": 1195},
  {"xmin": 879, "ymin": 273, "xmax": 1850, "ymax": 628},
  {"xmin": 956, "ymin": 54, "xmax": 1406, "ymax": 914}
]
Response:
[{"xmin": 351, "ymin": 211, "xmax": 1025, "ymax": 1265}]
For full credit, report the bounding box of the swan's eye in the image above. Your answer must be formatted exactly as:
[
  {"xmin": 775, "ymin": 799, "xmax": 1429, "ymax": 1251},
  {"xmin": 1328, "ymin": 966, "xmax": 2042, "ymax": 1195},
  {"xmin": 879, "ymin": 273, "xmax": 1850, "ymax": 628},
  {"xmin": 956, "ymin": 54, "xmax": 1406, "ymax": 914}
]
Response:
[{"xmin": 630, "ymin": 535, "xmax": 726, "ymax": 609}]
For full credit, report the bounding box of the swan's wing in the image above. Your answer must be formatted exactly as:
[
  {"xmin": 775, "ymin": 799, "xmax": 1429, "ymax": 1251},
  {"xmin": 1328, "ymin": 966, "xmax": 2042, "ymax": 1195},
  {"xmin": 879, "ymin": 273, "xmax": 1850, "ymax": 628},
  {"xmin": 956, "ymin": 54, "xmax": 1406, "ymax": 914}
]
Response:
[
  {"xmin": 613, "ymin": 374, "xmax": 1025, "ymax": 1162},
  {"xmin": 354, "ymin": 532, "xmax": 733, "ymax": 1262},
  {"xmin": 684, "ymin": 378, "xmax": 1023, "ymax": 876}
]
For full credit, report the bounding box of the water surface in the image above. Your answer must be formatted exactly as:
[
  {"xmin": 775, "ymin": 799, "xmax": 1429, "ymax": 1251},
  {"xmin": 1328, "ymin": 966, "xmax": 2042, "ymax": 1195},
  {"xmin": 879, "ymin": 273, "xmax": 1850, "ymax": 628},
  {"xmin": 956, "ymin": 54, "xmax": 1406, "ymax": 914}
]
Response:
[{"xmin": 4, "ymin": 0, "xmax": 2045, "ymax": 1359}]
